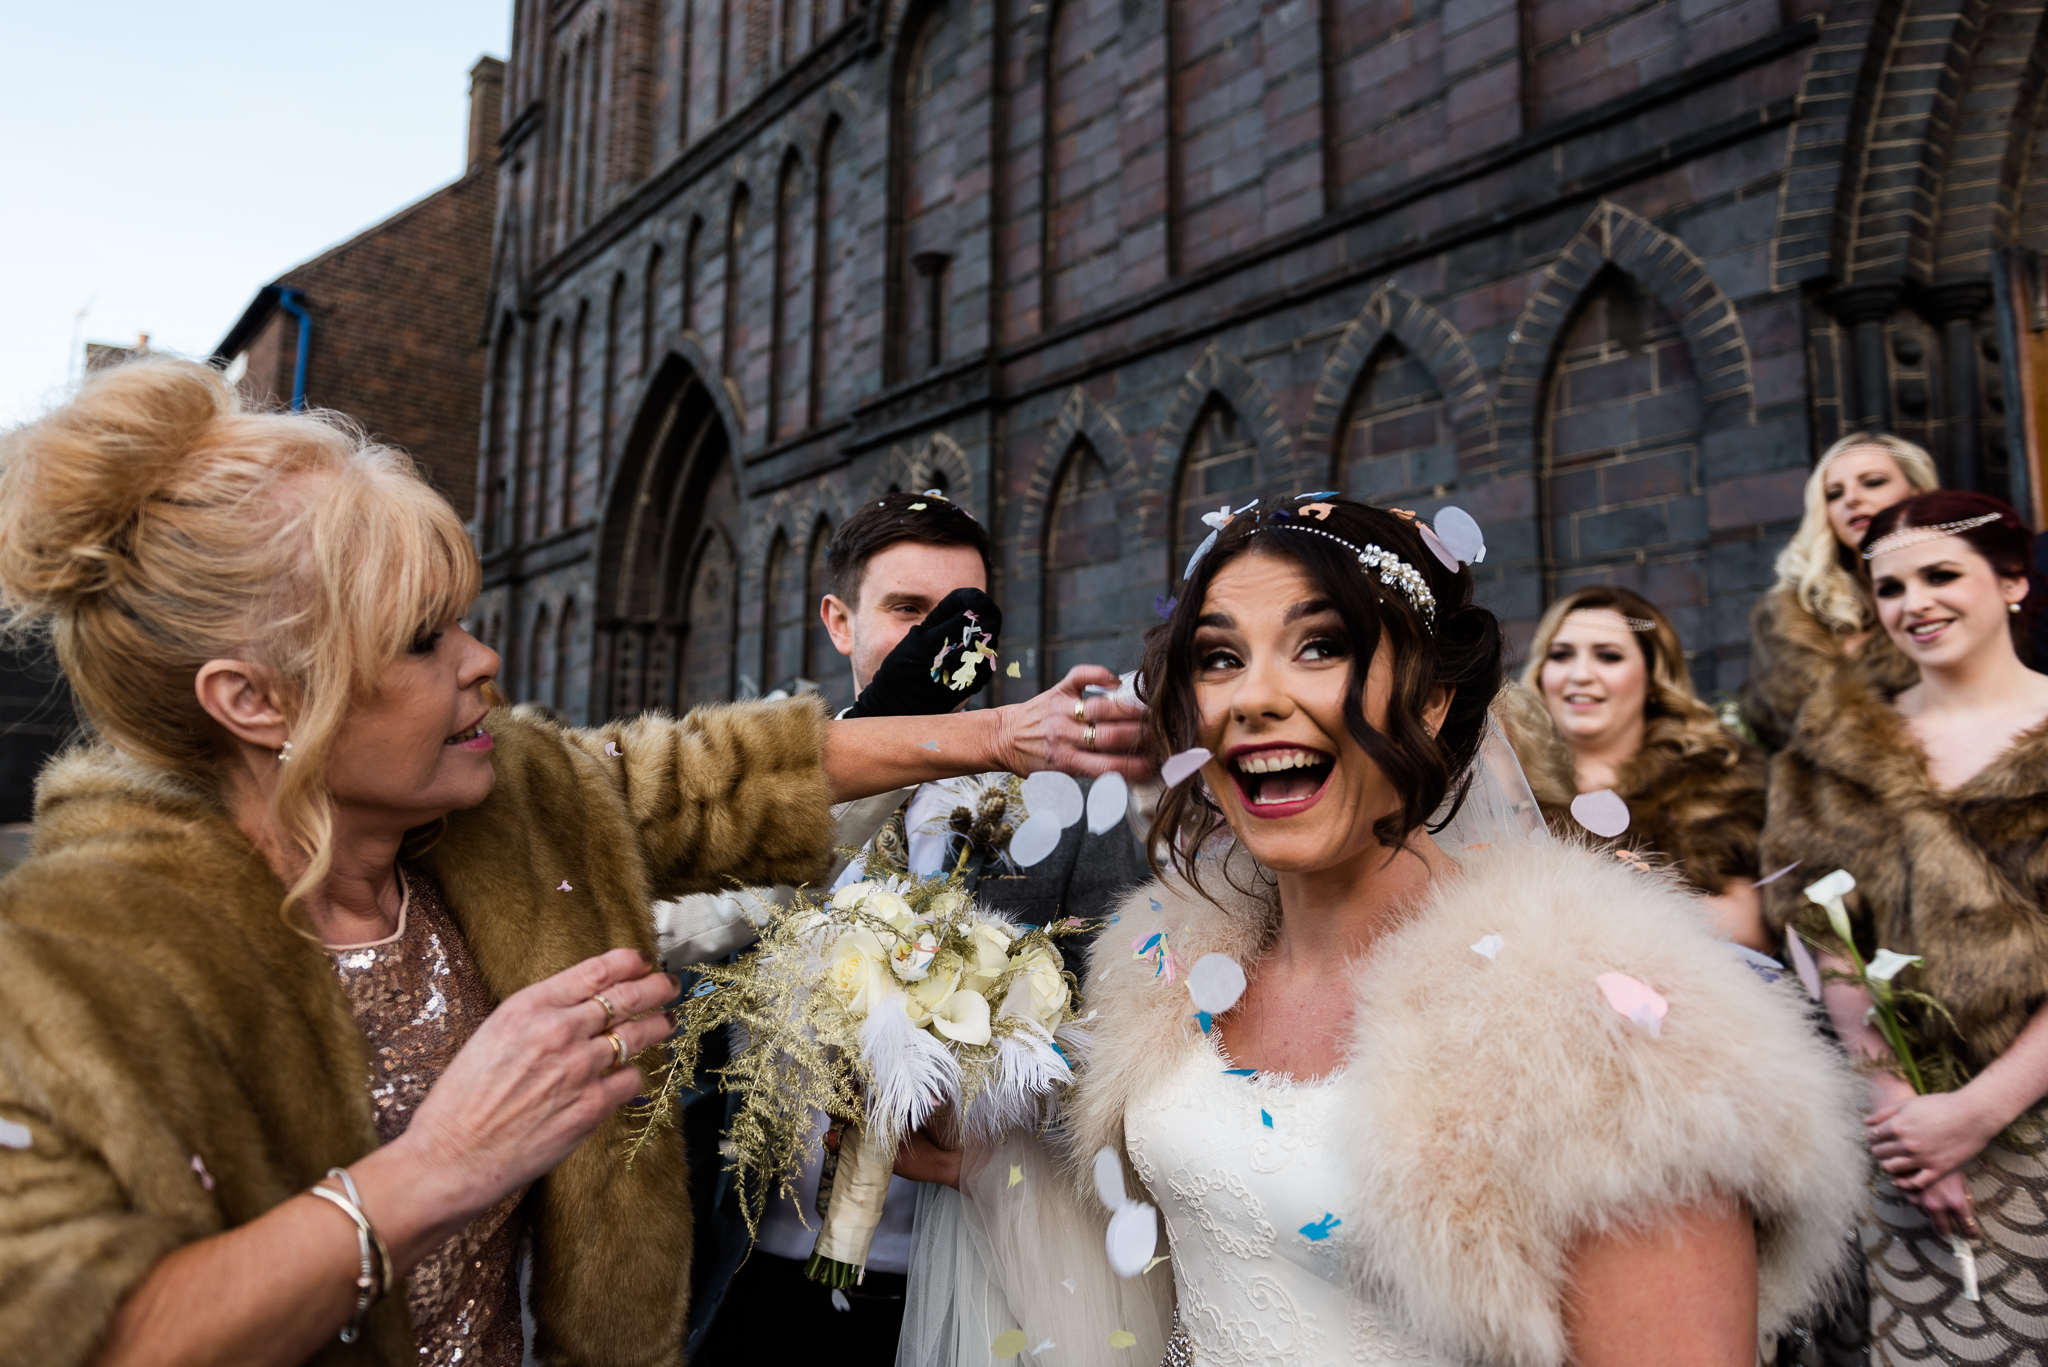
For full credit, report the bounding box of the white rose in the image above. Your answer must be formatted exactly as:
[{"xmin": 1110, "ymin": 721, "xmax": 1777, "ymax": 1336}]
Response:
[
  {"xmin": 828, "ymin": 929, "xmax": 899, "ymax": 1017},
  {"xmin": 931, "ymin": 987, "xmax": 993, "ymax": 1046},
  {"xmin": 1008, "ymin": 946, "xmax": 1069, "ymax": 1030},
  {"xmin": 865, "ymin": 889, "xmax": 916, "ymax": 937},
  {"xmin": 961, "ymin": 922, "xmax": 1014, "ymax": 992},
  {"xmin": 903, "ymin": 964, "xmax": 961, "ymax": 1028},
  {"xmin": 890, "ymin": 929, "xmax": 942, "ymax": 981},
  {"xmin": 927, "ymin": 888, "xmax": 969, "ymax": 921}
]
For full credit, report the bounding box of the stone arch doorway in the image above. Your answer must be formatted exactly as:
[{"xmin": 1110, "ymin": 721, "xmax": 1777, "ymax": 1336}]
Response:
[{"xmin": 593, "ymin": 349, "xmax": 745, "ymax": 720}]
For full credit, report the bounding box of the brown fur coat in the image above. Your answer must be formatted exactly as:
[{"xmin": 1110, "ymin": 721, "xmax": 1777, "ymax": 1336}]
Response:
[
  {"xmin": 1063, "ymin": 841, "xmax": 1865, "ymax": 1366},
  {"xmin": 0, "ymin": 702, "xmax": 836, "ymax": 1367},
  {"xmin": 1760, "ymin": 668, "xmax": 2048, "ymax": 1070},
  {"xmin": 1612, "ymin": 728, "xmax": 1768, "ymax": 896},
  {"xmin": 1744, "ymin": 586, "xmax": 1917, "ymax": 751}
]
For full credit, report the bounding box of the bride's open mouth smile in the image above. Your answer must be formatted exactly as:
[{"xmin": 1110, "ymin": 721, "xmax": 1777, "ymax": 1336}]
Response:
[{"xmin": 1225, "ymin": 742, "xmax": 1335, "ymax": 818}]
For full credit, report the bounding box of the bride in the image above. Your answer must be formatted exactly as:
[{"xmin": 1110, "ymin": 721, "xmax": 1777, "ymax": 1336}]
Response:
[{"xmin": 905, "ymin": 496, "xmax": 1868, "ymax": 1367}]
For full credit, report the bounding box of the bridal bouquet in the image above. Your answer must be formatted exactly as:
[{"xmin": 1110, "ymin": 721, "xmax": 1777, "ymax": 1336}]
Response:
[{"xmin": 626, "ymin": 866, "xmax": 1090, "ymax": 1287}]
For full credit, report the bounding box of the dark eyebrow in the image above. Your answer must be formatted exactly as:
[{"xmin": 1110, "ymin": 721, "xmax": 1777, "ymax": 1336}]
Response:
[
  {"xmin": 1195, "ymin": 611, "xmax": 1235, "ymax": 629},
  {"xmin": 1284, "ymin": 599, "xmax": 1336, "ymax": 623}
]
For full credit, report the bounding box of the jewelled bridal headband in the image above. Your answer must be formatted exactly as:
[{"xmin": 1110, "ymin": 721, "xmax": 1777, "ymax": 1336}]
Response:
[
  {"xmin": 1861, "ymin": 511, "xmax": 2004, "ymax": 561},
  {"xmin": 1180, "ymin": 492, "xmax": 1489, "ymax": 628},
  {"xmin": 1566, "ymin": 608, "xmax": 1658, "ymax": 632}
]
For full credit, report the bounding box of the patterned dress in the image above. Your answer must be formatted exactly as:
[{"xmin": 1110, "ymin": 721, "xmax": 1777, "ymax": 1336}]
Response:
[{"xmin": 327, "ymin": 867, "xmax": 528, "ymax": 1367}]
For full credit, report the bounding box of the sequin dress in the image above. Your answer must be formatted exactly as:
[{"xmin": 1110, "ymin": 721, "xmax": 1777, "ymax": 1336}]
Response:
[{"xmin": 328, "ymin": 868, "xmax": 527, "ymax": 1367}]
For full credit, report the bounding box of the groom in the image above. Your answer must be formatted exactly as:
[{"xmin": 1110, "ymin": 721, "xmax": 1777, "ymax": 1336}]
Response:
[{"xmin": 686, "ymin": 491, "xmax": 1148, "ymax": 1366}]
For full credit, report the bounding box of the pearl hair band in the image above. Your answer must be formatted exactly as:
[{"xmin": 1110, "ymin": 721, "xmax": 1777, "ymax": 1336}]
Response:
[
  {"xmin": 1566, "ymin": 608, "xmax": 1657, "ymax": 633},
  {"xmin": 1861, "ymin": 511, "xmax": 2004, "ymax": 561},
  {"xmin": 1263, "ymin": 523, "xmax": 1439, "ymax": 626}
]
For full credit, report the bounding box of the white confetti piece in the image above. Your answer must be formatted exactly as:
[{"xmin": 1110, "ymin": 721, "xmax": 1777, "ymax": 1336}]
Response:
[
  {"xmin": 1086, "ymin": 771, "xmax": 1129, "ymax": 835},
  {"xmin": 1433, "ymin": 506, "xmax": 1486, "ymax": 564},
  {"xmin": 1471, "ymin": 934, "xmax": 1504, "ymax": 960},
  {"xmin": 557, "ymin": 880, "xmax": 573, "ymax": 892},
  {"xmin": 1093, "ymin": 1147, "xmax": 1129, "ymax": 1211},
  {"xmin": 1106, "ymin": 1203, "xmax": 1158, "ymax": 1277},
  {"xmin": 1033, "ymin": 1339, "xmax": 1056, "ymax": 1354},
  {"xmin": 1569, "ymin": 789, "xmax": 1631, "ymax": 838},
  {"xmin": 921, "ymin": 739, "xmax": 940, "ymax": 751},
  {"xmin": 603, "ymin": 741, "xmax": 621, "ymax": 757},
  {"xmin": 1186, "ymin": 953, "xmax": 1248, "ymax": 1015},
  {"xmin": 831, "ymin": 1289, "xmax": 852, "ymax": 1312},
  {"xmin": 1161, "ymin": 747, "xmax": 1211, "ymax": 788},
  {"xmin": 1009, "ymin": 813, "xmax": 1062, "ymax": 868},
  {"xmin": 0, "ymin": 1119, "xmax": 29, "ymax": 1149},
  {"xmin": 1061, "ymin": 1277, "xmax": 1077, "ymax": 1295},
  {"xmin": 1754, "ymin": 860, "xmax": 1800, "ymax": 888},
  {"xmin": 1787, "ymin": 929, "xmax": 1823, "ymax": 1002},
  {"xmin": 1596, "ymin": 972, "xmax": 1668, "ymax": 1036},
  {"xmin": 1022, "ymin": 770, "xmax": 1085, "ymax": 828}
]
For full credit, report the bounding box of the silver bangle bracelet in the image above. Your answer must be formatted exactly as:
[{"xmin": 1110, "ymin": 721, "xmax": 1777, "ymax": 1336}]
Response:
[{"xmin": 307, "ymin": 1168, "xmax": 389, "ymax": 1344}]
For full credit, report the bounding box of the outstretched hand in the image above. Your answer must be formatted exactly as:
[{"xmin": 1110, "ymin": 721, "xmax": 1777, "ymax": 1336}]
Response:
[{"xmin": 995, "ymin": 664, "xmax": 1153, "ymax": 781}]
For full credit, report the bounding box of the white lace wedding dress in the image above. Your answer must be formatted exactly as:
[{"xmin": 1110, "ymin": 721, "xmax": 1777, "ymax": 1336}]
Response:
[{"xmin": 1125, "ymin": 1039, "xmax": 1456, "ymax": 1366}]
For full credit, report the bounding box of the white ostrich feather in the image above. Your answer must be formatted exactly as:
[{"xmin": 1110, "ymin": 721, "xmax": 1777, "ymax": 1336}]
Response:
[{"xmin": 860, "ymin": 993, "xmax": 961, "ymax": 1145}]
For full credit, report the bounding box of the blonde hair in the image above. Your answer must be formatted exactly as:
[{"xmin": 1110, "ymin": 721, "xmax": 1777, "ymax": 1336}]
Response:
[
  {"xmin": 1770, "ymin": 433, "xmax": 1939, "ymax": 634},
  {"xmin": 0, "ymin": 357, "xmax": 481, "ymax": 923},
  {"xmin": 1519, "ymin": 586, "xmax": 1740, "ymax": 766}
]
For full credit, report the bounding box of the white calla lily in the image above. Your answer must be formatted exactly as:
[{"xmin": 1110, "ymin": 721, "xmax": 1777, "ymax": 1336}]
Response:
[
  {"xmin": 903, "ymin": 964, "xmax": 961, "ymax": 1027},
  {"xmin": 1804, "ymin": 869, "xmax": 1859, "ymax": 946},
  {"xmin": 931, "ymin": 987, "xmax": 993, "ymax": 1045},
  {"xmin": 1866, "ymin": 949, "xmax": 1924, "ymax": 983}
]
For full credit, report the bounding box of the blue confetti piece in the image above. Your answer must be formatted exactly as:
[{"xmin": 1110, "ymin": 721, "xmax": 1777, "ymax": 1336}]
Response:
[
  {"xmin": 1149, "ymin": 897, "xmax": 1163, "ymax": 913},
  {"xmin": 1261, "ymin": 1109, "xmax": 1273, "ymax": 1128},
  {"xmin": 1223, "ymin": 1068, "xmax": 1257, "ymax": 1077},
  {"xmin": 1049, "ymin": 1040, "xmax": 1068, "ymax": 1060},
  {"xmin": 1296, "ymin": 490, "xmax": 1338, "ymax": 501},
  {"xmin": 1196, "ymin": 1011, "xmax": 1213, "ymax": 1033},
  {"xmin": 1137, "ymin": 932, "xmax": 1164, "ymax": 955},
  {"xmin": 690, "ymin": 980, "xmax": 718, "ymax": 998},
  {"xmin": 1300, "ymin": 1213, "xmax": 1342, "ymax": 1241}
]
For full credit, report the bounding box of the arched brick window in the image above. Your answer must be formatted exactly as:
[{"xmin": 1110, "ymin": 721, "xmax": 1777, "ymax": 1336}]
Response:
[
  {"xmin": 484, "ymin": 314, "xmax": 516, "ymax": 552},
  {"xmin": 1337, "ymin": 338, "xmax": 1454, "ymax": 506},
  {"xmin": 529, "ymin": 604, "xmax": 555, "ymax": 706},
  {"xmin": 683, "ymin": 215, "xmax": 705, "ymax": 335},
  {"xmin": 604, "ymin": 274, "xmax": 624, "ymax": 481},
  {"xmin": 1044, "ymin": 0, "xmax": 1121, "ymax": 327},
  {"xmin": 1043, "ymin": 438, "xmax": 1129, "ymax": 684},
  {"xmin": 537, "ymin": 318, "xmax": 563, "ymax": 540},
  {"xmin": 565, "ymin": 301, "xmax": 586, "ymax": 529},
  {"xmin": 815, "ymin": 120, "xmax": 851, "ymax": 419},
  {"xmin": 1170, "ymin": 399, "xmax": 1262, "ymax": 583},
  {"xmin": 642, "ymin": 243, "xmax": 663, "ymax": 376},
  {"xmin": 805, "ymin": 515, "xmax": 845, "ymax": 711},
  {"xmin": 762, "ymin": 528, "xmax": 804, "ymax": 691},
  {"xmin": 892, "ymin": 0, "xmax": 967, "ymax": 380},
  {"xmin": 772, "ymin": 149, "xmax": 811, "ymax": 439},
  {"xmin": 723, "ymin": 186, "xmax": 750, "ymax": 378},
  {"xmin": 555, "ymin": 599, "xmax": 580, "ymax": 715}
]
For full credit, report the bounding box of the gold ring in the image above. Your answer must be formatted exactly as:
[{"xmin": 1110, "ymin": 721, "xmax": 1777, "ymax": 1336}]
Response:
[
  {"xmin": 1084, "ymin": 722, "xmax": 1097, "ymax": 752},
  {"xmin": 1071, "ymin": 699, "xmax": 1087, "ymax": 722},
  {"xmin": 591, "ymin": 993, "xmax": 617, "ymax": 1028},
  {"xmin": 603, "ymin": 1030, "xmax": 628, "ymax": 1073}
]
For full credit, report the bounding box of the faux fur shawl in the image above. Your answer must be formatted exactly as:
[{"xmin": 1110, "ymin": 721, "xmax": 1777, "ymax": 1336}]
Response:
[
  {"xmin": 1744, "ymin": 586, "xmax": 1916, "ymax": 751},
  {"xmin": 1759, "ymin": 666, "xmax": 2048, "ymax": 1069},
  {"xmin": 1612, "ymin": 731, "xmax": 1767, "ymax": 896},
  {"xmin": 0, "ymin": 702, "xmax": 835, "ymax": 1367},
  {"xmin": 1064, "ymin": 840, "xmax": 1864, "ymax": 1367}
]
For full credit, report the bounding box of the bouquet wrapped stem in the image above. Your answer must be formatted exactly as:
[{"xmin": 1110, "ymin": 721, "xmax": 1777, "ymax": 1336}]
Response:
[{"xmin": 806, "ymin": 1121, "xmax": 894, "ymax": 1287}]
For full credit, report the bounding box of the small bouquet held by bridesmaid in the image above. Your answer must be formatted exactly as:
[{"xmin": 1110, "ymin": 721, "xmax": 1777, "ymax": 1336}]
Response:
[{"xmin": 626, "ymin": 864, "xmax": 1089, "ymax": 1287}]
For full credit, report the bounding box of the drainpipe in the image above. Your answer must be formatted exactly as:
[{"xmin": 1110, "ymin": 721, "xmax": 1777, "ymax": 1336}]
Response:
[{"xmin": 275, "ymin": 287, "xmax": 311, "ymax": 411}]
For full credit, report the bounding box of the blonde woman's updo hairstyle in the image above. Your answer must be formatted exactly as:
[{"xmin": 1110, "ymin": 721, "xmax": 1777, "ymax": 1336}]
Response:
[
  {"xmin": 1138, "ymin": 496, "xmax": 1504, "ymax": 888},
  {"xmin": 1772, "ymin": 432, "xmax": 1938, "ymax": 634},
  {"xmin": 0, "ymin": 357, "xmax": 481, "ymax": 912},
  {"xmin": 1521, "ymin": 585, "xmax": 1741, "ymax": 767}
]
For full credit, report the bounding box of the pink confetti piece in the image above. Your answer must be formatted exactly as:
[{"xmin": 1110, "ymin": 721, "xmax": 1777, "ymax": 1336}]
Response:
[
  {"xmin": 1786, "ymin": 929, "xmax": 1824, "ymax": 1002},
  {"xmin": 190, "ymin": 1154, "xmax": 215, "ymax": 1191},
  {"xmin": 1132, "ymin": 931, "xmax": 1179, "ymax": 984},
  {"xmin": 1596, "ymin": 972, "xmax": 1668, "ymax": 1036},
  {"xmin": 1755, "ymin": 860, "xmax": 1801, "ymax": 888},
  {"xmin": 1417, "ymin": 522, "xmax": 1461, "ymax": 571},
  {"xmin": 1570, "ymin": 789, "xmax": 1631, "ymax": 838},
  {"xmin": 557, "ymin": 880, "xmax": 573, "ymax": 892},
  {"xmin": 1612, "ymin": 848, "xmax": 1653, "ymax": 873},
  {"xmin": 603, "ymin": 741, "xmax": 621, "ymax": 757},
  {"xmin": 1161, "ymin": 747, "xmax": 1212, "ymax": 788},
  {"xmin": 1301, "ymin": 501, "xmax": 1334, "ymax": 521}
]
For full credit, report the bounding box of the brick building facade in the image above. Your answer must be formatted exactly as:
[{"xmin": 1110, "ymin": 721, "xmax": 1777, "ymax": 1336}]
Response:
[
  {"xmin": 477, "ymin": 0, "xmax": 2048, "ymax": 724},
  {"xmin": 214, "ymin": 57, "xmax": 507, "ymax": 511}
]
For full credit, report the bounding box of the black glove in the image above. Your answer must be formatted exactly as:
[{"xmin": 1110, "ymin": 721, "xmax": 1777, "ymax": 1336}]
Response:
[{"xmin": 841, "ymin": 587, "xmax": 1004, "ymax": 718}]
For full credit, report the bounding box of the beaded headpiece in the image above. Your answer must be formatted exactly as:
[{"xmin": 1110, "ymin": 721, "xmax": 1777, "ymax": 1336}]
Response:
[
  {"xmin": 1263, "ymin": 522, "xmax": 1438, "ymax": 626},
  {"xmin": 1861, "ymin": 511, "xmax": 2003, "ymax": 561},
  {"xmin": 1566, "ymin": 608, "xmax": 1658, "ymax": 633}
]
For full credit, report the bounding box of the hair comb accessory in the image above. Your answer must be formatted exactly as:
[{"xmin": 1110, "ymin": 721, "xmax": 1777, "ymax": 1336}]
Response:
[
  {"xmin": 1266, "ymin": 523, "xmax": 1437, "ymax": 625},
  {"xmin": 1181, "ymin": 500, "xmax": 1260, "ymax": 581},
  {"xmin": 1862, "ymin": 511, "xmax": 2004, "ymax": 560},
  {"xmin": 1566, "ymin": 607, "xmax": 1657, "ymax": 633}
]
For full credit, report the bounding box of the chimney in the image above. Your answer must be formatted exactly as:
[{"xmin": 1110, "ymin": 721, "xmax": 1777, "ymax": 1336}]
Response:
[{"xmin": 467, "ymin": 56, "xmax": 506, "ymax": 173}]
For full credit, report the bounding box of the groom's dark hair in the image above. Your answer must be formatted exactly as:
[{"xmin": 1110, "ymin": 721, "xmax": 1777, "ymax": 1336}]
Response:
[{"xmin": 825, "ymin": 491, "xmax": 993, "ymax": 610}]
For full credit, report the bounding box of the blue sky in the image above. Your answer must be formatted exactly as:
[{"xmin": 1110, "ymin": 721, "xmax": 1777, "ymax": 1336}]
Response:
[{"xmin": 1, "ymin": 1, "xmax": 510, "ymax": 427}]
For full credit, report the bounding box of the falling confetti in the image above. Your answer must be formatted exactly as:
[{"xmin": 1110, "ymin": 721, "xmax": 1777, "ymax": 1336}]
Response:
[
  {"xmin": 1006, "ymin": 661, "xmax": 1021, "ymax": 678},
  {"xmin": 831, "ymin": 1289, "xmax": 852, "ymax": 1312},
  {"xmin": 1086, "ymin": 771, "xmax": 1129, "ymax": 835},
  {"xmin": 190, "ymin": 1154, "xmax": 215, "ymax": 1191},
  {"xmin": 1132, "ymin": 931, "xmax": 1179, "ymax": 985},
  {"xmin": 991, "ymin": 1330, "xmax": 1028, "ymax": 1358},
  {"xmin": 1612, "ymin": 848, "xmax": 1654, "ymax": 873},
  {"xmin": 1061, "ymin": 1278, "xmax": 1077, "ymax": 1295},
  {"xmin": 1570, "ymin": 789, "xmax": 1631, "ymax": 838},
  {"xmin": 0, "ymin": 1119, "xmax": 28, "ymax": 1149},
  {"xmin": 1299, "ymin": 1213, "xmax": 1342, "ymax": 1241},
  {"xmin": 910, "ymin": 502, "xmax": 929, "ymax": 511},
  {"xmin": 1195, "ymin": 1011, "xmax": 1214, "ymax": 1033},
  {"xmin": 1187, "ymin": 953, "xmax": 1248, "ymax": 1014},
  {"xmin": 1417, "ymin": 522, "xmax": 1461, "ymax": 571},
  {"xmin": 921, "ymin": 739, "xmax": 940, "ymax": 751},
  {"xmin": 1008, "ymin": 1164, "xmax": 1024, "ymax": 1188},
  {"xmin": 1223, "ymin": 1067, "xmax": 1257, "ymax": 1077},
  {"xmin": 1301, "ymin": 502, "xmax": 1335, "ymax": 520},
  {"xmin": 1034, "ymin": 1339, "xmax": 1057, "ymax": 1354},
  {"xmin": 1432, "ymin": 506, "xmax": 1487, "ymax": 564},
  {"xmin": 603, "ymin": 741, "xmax": 621, "ymax": 757},
  {"xmin": 1787, "ymin": 929, "xmax": 1823, "ymax": 1002},
  {"xmin": 1109, "ymin": 1332, "xmax": 1138, "ymax": 1350},
  {"xmin": 1755, "ymin": 860, "xmax": 1801, "ymax": 889},
  {"xmin": 1296, "ymin": 490, "xmax": 1338, "ymax": 501},
  {"xmin": 1261, "ymin": 1109, "xmax": 1273, "ymax": 1128},
  {"xmin": 1143, "ymin": 1256, "xmax": 1169, "ymax": 1274},
  {"xmin": 557, "ymin": 881, "xmax": 573, "ymax": 892},
  {"xmin": 1160, "ymin": 747, "xmax": 1212, "ymax": 788},
  {"xmin": 1149, "ymin": 897, "xmax": 1162, "ymax": 913},
  {"xmin": 1596, "ymin": 972, "xmax": 1668, "ymax": 1037},
  {"xmin": 1471, "ymin": 934, "xmax": 1504, "ymax": 960},
  {"xmin": 1154, "ymin": 594, "xmax": 1178, "ymax": 619}
]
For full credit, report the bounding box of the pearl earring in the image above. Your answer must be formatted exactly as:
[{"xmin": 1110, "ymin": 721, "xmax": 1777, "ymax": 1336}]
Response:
[
  {"xmin": 2011, "ymin": 603, "xmax": 2022, "ymax": 615},
  {"xmin": 277, "ymin": 740, "xmax": 293, "ymax": 763}
]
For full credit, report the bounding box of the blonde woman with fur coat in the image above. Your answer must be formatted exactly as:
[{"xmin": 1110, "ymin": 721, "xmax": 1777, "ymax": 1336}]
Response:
[
  {"xmin": 0, "ymin": 360, "xmax": 1147, "ymax": 1367},
  {"xmin": 1744, "ymin": 434, "xmax": 1935, "ymax": 749},
  {"xmin": 904, "ymin": 498, "xmax": 1863, "ymax": 1367},
  {"xmin": 1522, "ymin": 585, "xmax": 1771, "ymax": 949},
  {"xmin": 1760, "ymin": 491, "xmax": 2048, "ymax": 1363}
]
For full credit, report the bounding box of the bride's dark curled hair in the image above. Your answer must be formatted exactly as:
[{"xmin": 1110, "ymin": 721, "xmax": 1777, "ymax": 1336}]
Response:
[{"xmin": 1138, "ymin": 496, "xmax": 1504, "ymax": 889}]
